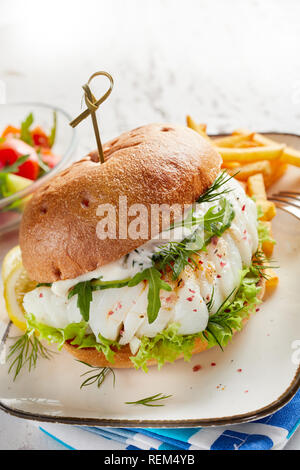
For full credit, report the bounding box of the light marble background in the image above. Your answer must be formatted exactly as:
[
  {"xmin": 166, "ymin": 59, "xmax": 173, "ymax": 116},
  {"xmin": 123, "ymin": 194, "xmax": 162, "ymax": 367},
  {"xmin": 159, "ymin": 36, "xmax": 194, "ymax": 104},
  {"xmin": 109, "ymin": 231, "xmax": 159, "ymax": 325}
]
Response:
[{"xmin": 0, "ymin": 0, "xmax": 299, "ymax": 450}]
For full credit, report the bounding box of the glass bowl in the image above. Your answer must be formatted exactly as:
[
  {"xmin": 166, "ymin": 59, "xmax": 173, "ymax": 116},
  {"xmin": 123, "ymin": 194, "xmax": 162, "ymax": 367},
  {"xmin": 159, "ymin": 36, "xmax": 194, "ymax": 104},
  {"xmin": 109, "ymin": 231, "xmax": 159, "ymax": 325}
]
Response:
[{"xmin": 0, "ymin": 103, "xmax": 77, "ymax": 234}]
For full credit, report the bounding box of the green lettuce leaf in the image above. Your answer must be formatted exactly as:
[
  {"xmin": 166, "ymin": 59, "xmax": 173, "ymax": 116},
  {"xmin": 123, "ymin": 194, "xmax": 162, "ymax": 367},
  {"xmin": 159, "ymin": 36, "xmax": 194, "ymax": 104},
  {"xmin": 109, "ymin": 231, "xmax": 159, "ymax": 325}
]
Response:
[
  {"xmin": 25, "ymin": 313, "xmax": 120, "ymax": 363},
  {"xmin": 257, "ymin": 220, "xmax": 275, "ymax": 245},
  {"xmin": 130, "ymin": 323, "xmax": 199, "ymax": 372}
]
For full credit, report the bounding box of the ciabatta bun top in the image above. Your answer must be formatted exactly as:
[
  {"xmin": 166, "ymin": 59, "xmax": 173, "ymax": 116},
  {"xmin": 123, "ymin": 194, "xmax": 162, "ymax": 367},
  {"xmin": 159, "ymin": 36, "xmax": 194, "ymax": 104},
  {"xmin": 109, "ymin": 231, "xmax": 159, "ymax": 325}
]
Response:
[{"xmin": 20, "ymin": 123, "xmax": 221, "ymax": 282}]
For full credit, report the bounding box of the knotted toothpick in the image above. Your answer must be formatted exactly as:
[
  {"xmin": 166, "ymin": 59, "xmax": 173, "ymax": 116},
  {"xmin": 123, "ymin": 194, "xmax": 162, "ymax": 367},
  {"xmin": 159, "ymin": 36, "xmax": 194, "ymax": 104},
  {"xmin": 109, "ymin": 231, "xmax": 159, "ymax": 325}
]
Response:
[{"xmin": 70, "ymin": 71, "xmax": 114, "ymax": 164}]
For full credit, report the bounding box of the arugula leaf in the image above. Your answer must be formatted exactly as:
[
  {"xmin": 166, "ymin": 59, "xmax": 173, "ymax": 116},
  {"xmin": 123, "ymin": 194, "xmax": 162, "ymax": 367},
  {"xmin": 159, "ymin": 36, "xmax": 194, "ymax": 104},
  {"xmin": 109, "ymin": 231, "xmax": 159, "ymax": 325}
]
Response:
[
  {"xmin": 128, "ymin": 267, "xmax": 172, "ymax": 324},
  {"xmin": 49, "ymin": 111, "xmax": 57, "ymax": 148},
  {"xmin": 91, "ymin": 277, "xmax": 132, "ymax": 290},
  {"xmin": 20, "ymin": 113, "xmax": 34, "ymax": 145},
  {"xmin": 68, "ymin": 281, "xmax": 93, "ymax": 321},
  {"xmin": 37, "ymin": 150, "xmax": 50, "ymax": 175},
  {"xmin": 0, "ymin": 154, "xmax": 30, "ymax": 174}
]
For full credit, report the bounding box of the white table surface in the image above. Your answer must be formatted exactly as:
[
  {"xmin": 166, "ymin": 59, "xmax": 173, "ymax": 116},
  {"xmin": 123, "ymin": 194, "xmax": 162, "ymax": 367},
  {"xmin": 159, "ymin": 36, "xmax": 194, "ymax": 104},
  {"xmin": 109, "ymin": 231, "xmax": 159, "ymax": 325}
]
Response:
[{"xmin": 0, "ymin": 0, "xmax": 299, "ymax": 450}]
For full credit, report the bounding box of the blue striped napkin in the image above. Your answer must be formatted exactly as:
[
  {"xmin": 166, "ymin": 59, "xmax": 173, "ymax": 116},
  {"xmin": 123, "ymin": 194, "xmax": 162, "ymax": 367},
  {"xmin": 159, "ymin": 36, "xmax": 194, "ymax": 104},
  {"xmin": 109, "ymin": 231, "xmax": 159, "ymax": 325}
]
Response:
[{"xmin": 39, "ymin": 389, "xmax": 299, "ymax": 450}]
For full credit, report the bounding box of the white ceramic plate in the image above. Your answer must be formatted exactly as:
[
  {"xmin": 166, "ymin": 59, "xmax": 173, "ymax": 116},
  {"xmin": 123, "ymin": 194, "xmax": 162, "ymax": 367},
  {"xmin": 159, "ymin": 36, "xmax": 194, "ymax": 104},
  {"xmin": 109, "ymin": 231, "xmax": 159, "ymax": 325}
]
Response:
[{"xmin": 0, "ymin": 133, "xmax": 299, "ymax": 427}]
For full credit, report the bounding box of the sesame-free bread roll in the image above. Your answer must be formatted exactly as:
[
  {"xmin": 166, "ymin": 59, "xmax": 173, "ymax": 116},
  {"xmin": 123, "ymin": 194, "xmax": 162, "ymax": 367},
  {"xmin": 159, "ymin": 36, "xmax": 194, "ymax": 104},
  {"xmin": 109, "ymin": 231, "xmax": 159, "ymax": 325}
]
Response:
[{"xmin": 20, "ymin": 123, "xmax": 221, "ymax": 282}]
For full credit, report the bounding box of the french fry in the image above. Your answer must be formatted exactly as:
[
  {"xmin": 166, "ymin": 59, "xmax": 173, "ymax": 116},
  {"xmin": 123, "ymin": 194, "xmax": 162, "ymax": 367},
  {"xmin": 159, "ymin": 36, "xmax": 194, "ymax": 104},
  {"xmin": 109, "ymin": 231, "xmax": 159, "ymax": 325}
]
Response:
[
  {"xmin": 247, "ymin": 173, "xmax": 276, "ymax": 220},
  {"xmin": 218, "ymin": 145, "xmax": 285, "ymax": 163},
  {"xmin": 234, "ymin": 128, "xmax": 300, "ymax": 168},
  {"xmin": 228, "ymin": 161, "xmax": 272, "ymax": 181},
  {"xmin": 234, "ymin": 140, "xmax": 263, "ymax": 148},
  {"xmin": 233, "ymin": 128, "xmax": 252, "ymax": 136},
  {"xmin": 265, "ymin": 268, "xmax": 279, "ymax": 289},
  {"xmin": 280, "ymin": 146, "xmax": 300, "ymax": 167},
  {"xmin": 260, "ymin": 221, "xmax": 275, "ymax": 258},
  {"xmin": 247, "ymin": 173, "xmax": 267, "ymax": 199},
  {"xmin": 213, "ymin": 133, "xmax": 255, "ymax": 148},
  {"xmin": 221, "ymin": 161, "xmax": 240, "ymax": 169},
  {"xmin": 256, "ymin": 200, "xmax": 276, "ymax": 221},
  {"xmin": 264, "ymin": 161, "xmax": 288, "ymax": 188},
  {"xmin": 186, "ymin": 116, "xmax": 211, "ymax": 141}
]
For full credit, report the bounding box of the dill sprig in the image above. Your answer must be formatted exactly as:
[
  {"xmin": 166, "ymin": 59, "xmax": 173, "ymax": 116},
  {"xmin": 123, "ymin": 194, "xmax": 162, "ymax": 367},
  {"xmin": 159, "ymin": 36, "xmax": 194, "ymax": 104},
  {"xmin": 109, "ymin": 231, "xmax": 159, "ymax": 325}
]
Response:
[
  {"xmin": 252, "ymin": 250, "xmax": 279, "ymax": 280},
  {"xmin": 77, "ymin": 360, "xmax": 116, "ymax": 389},
  {"xmin": 153, "ymin": 241, "xmax": 199, "ymax": 280},
  {"xmin": 204, "ymin": 287, "xmax": 240, "ymax": 350},
  {"xmin": 196, "ymin": 170, "xmax": 235, "ymax": 204},
  {"xmin": 7, "ymin": 332, "xmax": 54, "ymax": 381},
  {"xmin": 125, "ymin": 393, "xmax": 172, "ymax": 407}
]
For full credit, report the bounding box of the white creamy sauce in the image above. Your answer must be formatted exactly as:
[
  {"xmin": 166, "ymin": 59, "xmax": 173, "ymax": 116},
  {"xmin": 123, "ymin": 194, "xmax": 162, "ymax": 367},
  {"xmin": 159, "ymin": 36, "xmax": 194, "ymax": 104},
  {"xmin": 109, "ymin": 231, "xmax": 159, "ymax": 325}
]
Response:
[{"xmin": 23, "ymin": 177, "xmax": 258, "ymax": 354}]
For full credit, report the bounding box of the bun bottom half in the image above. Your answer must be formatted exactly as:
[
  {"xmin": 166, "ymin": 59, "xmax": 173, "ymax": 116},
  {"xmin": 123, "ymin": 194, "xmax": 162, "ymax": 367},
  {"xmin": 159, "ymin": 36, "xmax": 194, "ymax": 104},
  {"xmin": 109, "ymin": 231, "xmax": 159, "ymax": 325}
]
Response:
[{"xmin": 64, "ymin": 277, "xmax": 265, "ymax": 369}]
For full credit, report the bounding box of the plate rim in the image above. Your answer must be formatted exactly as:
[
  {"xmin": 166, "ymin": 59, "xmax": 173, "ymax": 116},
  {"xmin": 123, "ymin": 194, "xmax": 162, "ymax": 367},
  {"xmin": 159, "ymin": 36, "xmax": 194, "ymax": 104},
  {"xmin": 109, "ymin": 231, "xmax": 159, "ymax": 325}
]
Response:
[{"xmin": 1, "ymin": 131, "xmax": 299, "ymax": 427}]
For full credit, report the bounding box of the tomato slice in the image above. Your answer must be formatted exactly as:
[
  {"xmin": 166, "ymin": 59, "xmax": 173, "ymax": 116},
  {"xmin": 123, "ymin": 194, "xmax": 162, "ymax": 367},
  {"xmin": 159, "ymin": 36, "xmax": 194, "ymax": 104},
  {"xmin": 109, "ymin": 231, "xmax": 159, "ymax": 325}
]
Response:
[
  {"xmin": 16, "ymin": 159, "xmax": 39, "ymax": 180},
  {"xmin": 0, "ymin": 148, "xmax": 19, "ymax": 169},
  {"xmin": 31, "ymin": 126, "xmax": 50, "ymax": 148}
]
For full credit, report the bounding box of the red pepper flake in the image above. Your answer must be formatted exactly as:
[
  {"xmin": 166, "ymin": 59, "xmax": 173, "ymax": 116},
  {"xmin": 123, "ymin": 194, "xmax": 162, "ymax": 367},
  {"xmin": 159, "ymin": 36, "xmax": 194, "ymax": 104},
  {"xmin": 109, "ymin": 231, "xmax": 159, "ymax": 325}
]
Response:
[
  {"xmin": 189, "ymin": 289, "xmax": 196, "ymax": 294},
  {"xmin": 116, "ymin": 302, "xmax": 122, "ymax": 310},
  {"xmin": 242, "ymin": 236, "xmax": 247, "ymax": 240},
  {"xmin": 166, "ymin": 296, "xmax": 172, "ymax": 302},
  {"xmin": 211, "ymin": 362, "xmax": 216, "ymax": 367},
  {"xmin": 217, "ymin": 253, "xmax": 222, "ymax": 258},
  {"xmin": 243, "ymin": 229, "xmax": 247, "ymax": 234},
  {"xmin": 244, "ymin": 390, "xmax": 248, "ymax": 393},
  {"xmin": 237, "ymin": 368, "xmax": 242, "ymax": 373},
  {"xmin": 256, "ymin": 308, "xmax": 260, "ymax": 312},
  {"xmin": 193, "ymin": 364, "xmax": 202, "ymax": 372},
  {"xmin": 39, "ymin": 293, "xmax": 43, "ymax": 298},
  {"xmin": 220, "ymin": 261, "xmax": 226, "ymax": 268},
  {"xmin": 193, "ymin": 309, "xmax": 197, "ymax": 312},
  {"xmin": 119, "ymin": 329, "xmax": 124, "ymax": 336},
  {"xmin": 199, "ymin": 260, "xmax": 203, "ymax": 265},
  {"xmin": 206, "ymin": 294, "xmax": 210, "ymax": 301},
  {"xmin": 108, "ymin": 310, "xmax": 114, "ymax": 316},
  {"xmin": 216, "ymin": 274, "xmax": 221, "ymax": 278},
  {"xmin": 242, "ymin": 204, "xmax": 245, "ymax": 211},
  {"xmin": 186, "ymin": 296, "xmax": 195, "ymax": 302}
]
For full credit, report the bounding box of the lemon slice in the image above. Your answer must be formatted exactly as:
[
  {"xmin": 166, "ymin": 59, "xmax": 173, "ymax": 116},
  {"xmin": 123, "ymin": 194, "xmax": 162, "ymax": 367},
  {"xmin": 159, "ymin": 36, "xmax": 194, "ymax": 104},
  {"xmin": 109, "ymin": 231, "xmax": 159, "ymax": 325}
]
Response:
[
  {"xmin": 2, "ymin": 246, "xmax": 36, "ymax": 331},
  {"xmin": 2, "ymin": 245, "xmax": 22, "ymax": 283}
]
